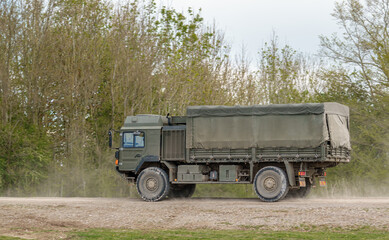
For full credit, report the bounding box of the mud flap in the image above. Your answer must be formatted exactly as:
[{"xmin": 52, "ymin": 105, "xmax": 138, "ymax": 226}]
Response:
[
  {"xmin": 284, "ymin": 161, "xmax": 295, "ymax": 187},
  {"xmin": 299, "ymin": 177, "xmax": 306, "ymax": 187},
  {"xmin": 319, "ymin": 177, "xmax": 327, "ymax": 187}
]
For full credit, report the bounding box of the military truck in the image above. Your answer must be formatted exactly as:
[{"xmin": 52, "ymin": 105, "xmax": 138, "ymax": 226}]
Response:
[{"xmin": 109, "ymin": 102, "xmax": 350, "ymax": 202}]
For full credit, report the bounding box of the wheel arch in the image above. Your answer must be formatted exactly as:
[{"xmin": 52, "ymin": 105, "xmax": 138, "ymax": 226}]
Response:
[{"xmin": 135, "ymin": 155, "xmax": 161, "ymax": 174}]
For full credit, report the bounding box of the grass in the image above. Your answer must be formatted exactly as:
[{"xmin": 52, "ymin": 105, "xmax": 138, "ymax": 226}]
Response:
[
  {"xmin": 70, "ymin": 228, "xmax": 389, "ymax": 240},
  {"xmin": 1, "ymin": 227, "xmax": 388, "ymax": 240},
  {"xmin": 0, "ymin": 237, "xmax": 22, "ymax": 240}
]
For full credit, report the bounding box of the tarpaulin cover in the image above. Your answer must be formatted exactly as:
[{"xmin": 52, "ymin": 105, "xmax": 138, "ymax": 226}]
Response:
[
  {"xmin": 327, "ymin": 114, "xmax": 351, "ymax": 149},
  {"xmin": 186, "ymin": 102, "xmax": 350, "ymax": 149}
]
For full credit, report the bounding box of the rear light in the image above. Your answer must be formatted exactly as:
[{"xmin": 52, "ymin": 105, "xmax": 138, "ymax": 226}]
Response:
[
  {"xmin": 115, "ymin": 159, "xmax": 119, "ymax": 166},
  {"xmin": 298, "ymin": 171, "xmax": 306, "ymax": 176}
]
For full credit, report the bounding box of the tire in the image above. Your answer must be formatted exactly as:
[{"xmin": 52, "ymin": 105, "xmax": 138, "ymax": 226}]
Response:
[
  {"xmin": 287, "ymin": 180, "xmax": 312, "ymax": 198},
  {"xmin": 136, "ymin": 167, "xmax": 170, "ymax": 202},
  {"xmin": 253, "ymin": 166, "xmax": 289, "ymax": 202},
  {"xmin": 168, "ymin": 184, "xmax": 196, "ymax": 199}
]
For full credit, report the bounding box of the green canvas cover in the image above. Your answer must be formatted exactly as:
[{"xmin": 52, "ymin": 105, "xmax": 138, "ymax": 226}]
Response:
[{"xmin": 186, "ymin": 102, "xmax": 350, "ymax": 150}]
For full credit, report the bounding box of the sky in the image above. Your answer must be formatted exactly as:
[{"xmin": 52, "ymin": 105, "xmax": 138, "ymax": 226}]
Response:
[{"xmin": 157, "ymin": 0, "xmax": 341, "ymax": 58}]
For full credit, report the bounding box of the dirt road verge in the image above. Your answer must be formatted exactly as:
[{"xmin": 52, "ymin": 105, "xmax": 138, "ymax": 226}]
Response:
[{"xmin": 0, "ymin": 197, "xmax": 388, "ymax": 239}]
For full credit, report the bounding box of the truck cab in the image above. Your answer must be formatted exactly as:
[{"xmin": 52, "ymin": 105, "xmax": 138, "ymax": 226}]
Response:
[{"xmin": 117, "ymin": 115, "xmax": 163, "ymax": 174}]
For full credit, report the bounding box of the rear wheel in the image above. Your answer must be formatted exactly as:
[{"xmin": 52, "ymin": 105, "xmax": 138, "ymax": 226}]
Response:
[
  {"xmin": 136, "ymin": 167, "xmax": 170, "ymax": 202},
  {"xmin": 253, "ymin": 166, "xmax": 289, "ymax": 202},
  {"xmin": 168, "ymin": 184, "xmax": 196, "ymax": 198}
]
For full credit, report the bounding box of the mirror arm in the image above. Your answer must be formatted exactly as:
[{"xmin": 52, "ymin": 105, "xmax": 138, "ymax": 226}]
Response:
[{"xmin": 108, "ymin": 128, "xmax": 121, "ymax": 149}]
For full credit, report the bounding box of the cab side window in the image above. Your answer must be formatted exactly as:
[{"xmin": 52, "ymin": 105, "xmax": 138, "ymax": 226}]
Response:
[
  {"xmin": 134, "ymin": 134, "xmax": 144, "ymax": 147},
  {"xmin": 123, "ymin": 132, "xmax": 145, "ymax": 148}
]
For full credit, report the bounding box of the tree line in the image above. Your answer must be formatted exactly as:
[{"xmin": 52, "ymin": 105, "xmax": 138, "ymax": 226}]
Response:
[{"xmin": 0, "ymin": 0, "xmax": 388, "ymax": 197}]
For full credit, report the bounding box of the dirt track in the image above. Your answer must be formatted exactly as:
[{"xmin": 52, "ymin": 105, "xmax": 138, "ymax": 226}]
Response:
[{"xmin": 0, "ymin": 197, "xmax": 388, "ymax": 239}]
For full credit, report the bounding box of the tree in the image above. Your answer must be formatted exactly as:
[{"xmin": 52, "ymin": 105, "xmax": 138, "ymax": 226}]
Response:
[
  {"xmin": 319, "ymin": 0, "xmax": 389, "ymax": 193},
  {"xmin": 0, "ymin": 0, "xmax": 52, "ymax": 195},
  {"xmin": 254, "ymin": 35, "xmax": 320, "ymax": 105},
  {"xmin": 0, "ymin": 0, "xmax": 236, "ymax": 196}
]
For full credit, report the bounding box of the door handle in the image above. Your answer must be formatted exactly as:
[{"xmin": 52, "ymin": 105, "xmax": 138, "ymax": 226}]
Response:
[{"xmin": 135, "ymin": 154, "xmax": 141, "ymax": 158}]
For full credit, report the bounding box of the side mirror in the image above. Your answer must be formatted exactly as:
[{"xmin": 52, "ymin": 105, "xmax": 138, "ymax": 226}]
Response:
[{"xmin": 108, "ymin": 130, "xmax": 112, "ymax": 148}]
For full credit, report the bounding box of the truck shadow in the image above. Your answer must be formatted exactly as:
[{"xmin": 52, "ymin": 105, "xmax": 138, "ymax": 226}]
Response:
[
  {"xmin": 164, "ymin": 197, "xmax": 309, "ymax": 203},
  {"xmin": 167, "ymin": 197, "xmax": 270, "ymax": 202}
]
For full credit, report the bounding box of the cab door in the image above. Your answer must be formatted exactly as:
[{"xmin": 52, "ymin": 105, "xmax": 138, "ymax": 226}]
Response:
[{"xmin": 119, "ymin": 131, "xmax": 145, "ymax": 171}]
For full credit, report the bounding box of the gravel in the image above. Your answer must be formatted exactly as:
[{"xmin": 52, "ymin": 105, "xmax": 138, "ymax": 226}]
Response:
[{"xmin": 0, "ymin": 197, "xmax": 388, "ymax": 239}]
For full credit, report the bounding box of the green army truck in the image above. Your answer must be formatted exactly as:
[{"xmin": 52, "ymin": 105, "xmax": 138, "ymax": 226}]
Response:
[{"xmin": 109, "ymin": 102, "xmax": 351, "ymax": 202}]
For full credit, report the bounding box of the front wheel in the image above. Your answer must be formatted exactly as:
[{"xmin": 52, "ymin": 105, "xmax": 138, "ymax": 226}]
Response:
[
  {"xmin": 136, "ymin": 167, "xmax": 170, "ymax": 202},
  {"xmin": 253, "ymin": 166, "xmax": 289, "ymax": 202}
]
